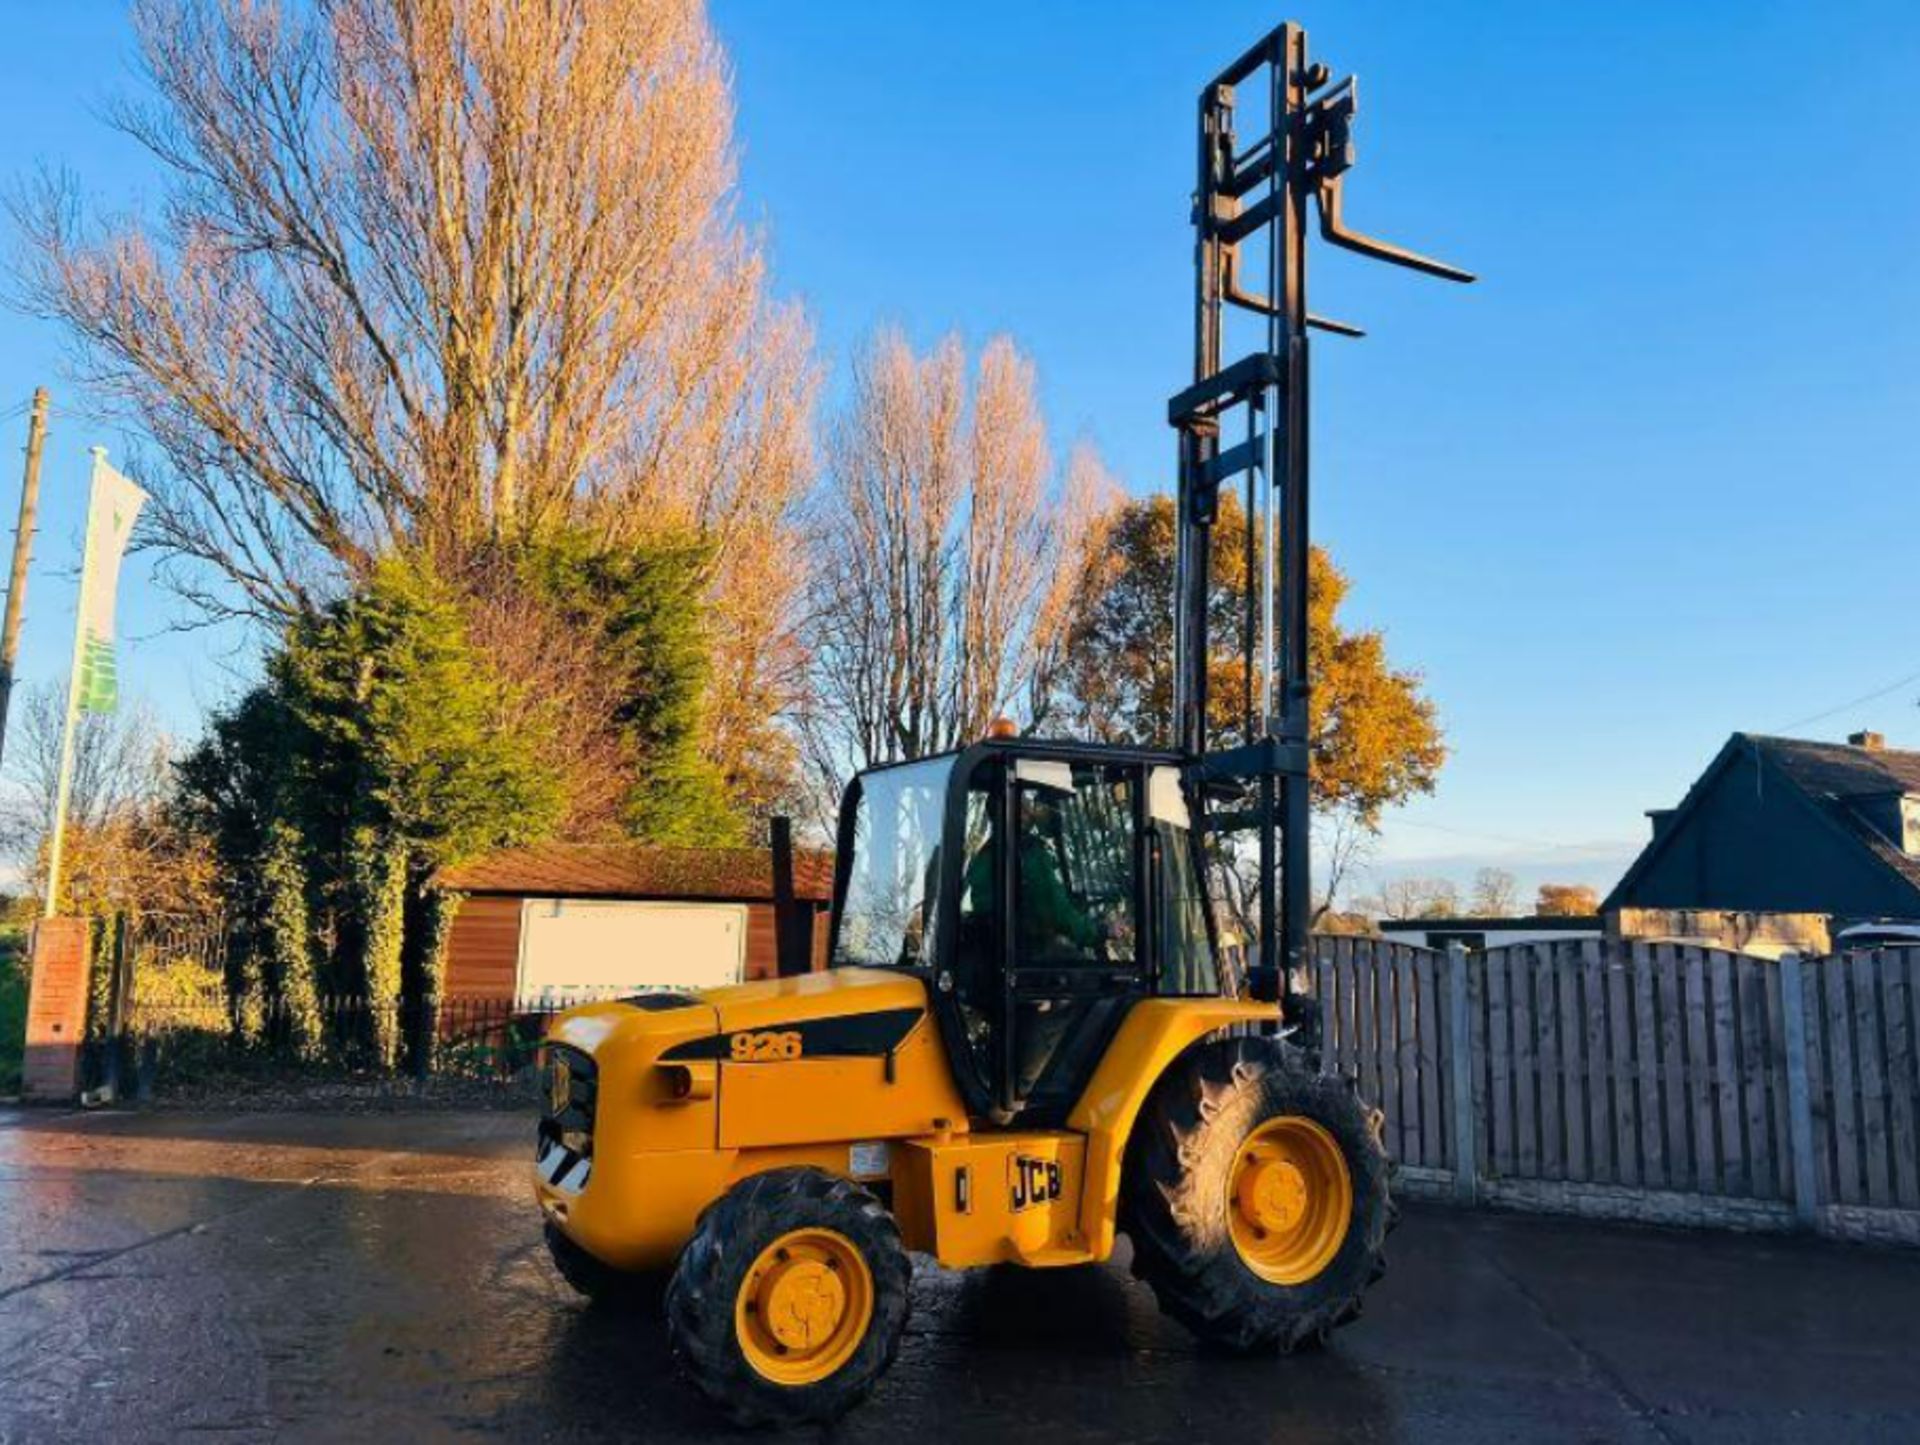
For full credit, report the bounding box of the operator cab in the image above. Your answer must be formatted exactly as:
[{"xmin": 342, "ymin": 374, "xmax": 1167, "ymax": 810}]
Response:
[{"xmin": 827, "ymin": 738, "xmax": 1227, "ymax": 1124}]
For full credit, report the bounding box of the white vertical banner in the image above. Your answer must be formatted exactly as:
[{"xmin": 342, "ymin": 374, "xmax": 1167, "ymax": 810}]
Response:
[
  {"xmin": 44, "ymin": 449, "xmax": 148, "ymax": 916},
  {"xmin": 74, "ymin": 451, "xmax": 144, "ymax": 714}
]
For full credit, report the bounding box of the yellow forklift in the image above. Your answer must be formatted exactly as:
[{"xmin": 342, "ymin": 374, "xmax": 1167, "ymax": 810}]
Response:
[{"xmin": 534, "ymin": 20, "xmax": 1469, "ymax": 1426}]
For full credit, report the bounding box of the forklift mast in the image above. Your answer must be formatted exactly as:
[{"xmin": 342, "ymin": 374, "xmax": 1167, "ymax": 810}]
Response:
[{"xmin": 1169, "ymin": 23, "xmax": 1471, "ymax": 1018}]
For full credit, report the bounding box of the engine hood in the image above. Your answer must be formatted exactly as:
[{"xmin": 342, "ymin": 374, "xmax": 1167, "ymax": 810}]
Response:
[
  {"xmin": 544, "ymin": 967, "xmax": 930, "ymax": 1062},
  {"xmin": 703, "ymin": 966, "xmax": 927, "ymax": 1036},
  {"xmin": 543, "ymin": 993, "xmax": 719, "ymax": 1060},
  {"xmin": 648, "ymin": 967, "xmax": 932, "ymax": 1064}
]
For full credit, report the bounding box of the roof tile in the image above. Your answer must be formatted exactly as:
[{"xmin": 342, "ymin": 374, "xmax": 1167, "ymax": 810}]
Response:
[
  {"xmin": 1747, "ymin": 734, "xmax": 1920, "ymax": 894},
  {"xmin": 435, "ymin": 843, "xmax": 835, "ymax": 902}
]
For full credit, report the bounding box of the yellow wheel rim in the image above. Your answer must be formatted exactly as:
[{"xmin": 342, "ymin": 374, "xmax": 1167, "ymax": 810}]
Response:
[
  {"xmin": 734, "ymin": 1228, "xmax": 874, "ymax": 1386},
  {"xmin": 1227, "ymin": 1115, "xmax": 1353, "ymax": 1285}
]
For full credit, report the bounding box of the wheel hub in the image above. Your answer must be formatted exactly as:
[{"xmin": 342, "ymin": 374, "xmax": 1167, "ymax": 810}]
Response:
[
  {"xmin": 735, "ymin": 1228, "xmax": 874, "ymax": 1385},
  {"xmin": 1239, "ymin": 1156, "xmax": 1311, "ymax": 1234},
  {"xmin": 760, "ymin": 1256, "xmax": 848, "ymax": 1351},
  {"xmin": 1227, "ymin": 1115, "xmax": 1353, "ymax": 1284}
]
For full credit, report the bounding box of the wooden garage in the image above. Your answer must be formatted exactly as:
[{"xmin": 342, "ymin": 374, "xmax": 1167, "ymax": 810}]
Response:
[{"xmin": 435, "ymin": 836, "xmax": 834, "ymax": 1005}]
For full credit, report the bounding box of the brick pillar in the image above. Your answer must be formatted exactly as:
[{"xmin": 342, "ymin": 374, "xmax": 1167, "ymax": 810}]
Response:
[{"xmin": 22, "ymin": 917, "xmax": 92, "ymax": 1101}]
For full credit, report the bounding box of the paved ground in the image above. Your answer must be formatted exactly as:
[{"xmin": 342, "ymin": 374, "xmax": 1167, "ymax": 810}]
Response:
[{"xmin": 3, "ymin": 1109, "xmax": 1918, "ymax": 1444}]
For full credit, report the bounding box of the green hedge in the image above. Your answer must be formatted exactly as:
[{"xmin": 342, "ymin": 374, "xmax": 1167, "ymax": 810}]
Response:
[{"xmin": 0, "ymin": 927, "xmax": 27, "ymax": 1096}]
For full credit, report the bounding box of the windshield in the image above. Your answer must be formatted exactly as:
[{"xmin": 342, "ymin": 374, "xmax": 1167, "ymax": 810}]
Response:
[{"xmin": 833, "ymin": 756, "xmax": 956, "ymax": 969}]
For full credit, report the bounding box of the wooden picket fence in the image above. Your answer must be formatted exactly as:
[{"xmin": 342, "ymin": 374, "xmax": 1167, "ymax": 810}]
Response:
[{"xmin": 1310, "ymin": 936, "xmax": 1920, "ymax": 1243}]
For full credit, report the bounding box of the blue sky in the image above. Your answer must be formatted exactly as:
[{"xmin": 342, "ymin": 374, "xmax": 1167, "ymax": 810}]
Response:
[{"xmin": 2, "ymin": 2, "xmax": 1918, "ymax": 899}]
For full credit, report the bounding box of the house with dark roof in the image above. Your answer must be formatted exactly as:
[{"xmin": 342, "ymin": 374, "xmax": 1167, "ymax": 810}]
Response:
[
  {"xmin": 1603, "ymin": 731, "xmax": 1920, "ymax": 953},
  {"xmin": 434, "ymin": 832, "xmax": 835, "ymax": 1005}
]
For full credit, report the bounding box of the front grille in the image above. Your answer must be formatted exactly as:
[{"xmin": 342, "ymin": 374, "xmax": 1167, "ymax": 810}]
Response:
[{"xmin": 536, "ymin": 1044, "xmax": 597, "ymax": 1194}]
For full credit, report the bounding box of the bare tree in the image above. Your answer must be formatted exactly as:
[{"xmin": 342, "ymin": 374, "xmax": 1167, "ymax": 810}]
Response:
[
  {"xmin": 801, "ymin": 329, "xmax": 1104, "ymax": 799},
  {"xmin": 1355, "ymin": 874, "xmax": 1461, "ymax": 922},
  {"xmin": 1024, "ymin": 445, "xmax": 1123, "ymax": 732},
  {"xmin": 19, "ymin": 0, "xmax": 811, "ymax": 608},
  {"xmin": 2, "ymin": 685, "xmax": 165, "ymax": 853},
  {"xmin": 1470, "ymin": 866, "xmax": 1520, "ymax": 917},
  {"xmin": 17, "ymin": 0, "xmax": 817, "ymax": 818},
  {"xmin": 1313, "ymin": 809, "xmax": 1378, "ymax": 925},
  {"xmin": 0, "ymin": 683, "xmax": 210, "ymax": 915}
]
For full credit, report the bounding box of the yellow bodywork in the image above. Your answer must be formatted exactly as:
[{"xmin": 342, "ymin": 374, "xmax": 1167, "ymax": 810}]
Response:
[
  {"xmin": 1064, "ymin": 996, "xmax": 1280, "ymax": 1259},
  {"xmin": 536, "ymin": 968, "xmax": 1273, "ymax": 1272}
]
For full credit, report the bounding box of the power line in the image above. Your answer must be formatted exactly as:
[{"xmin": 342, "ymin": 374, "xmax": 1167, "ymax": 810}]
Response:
[
  {"xmin": 1390, "ymin": 818, "xmax": 1606, "ymax": 852},
  {"xmin": 1769, "ymin": 668, "xmax": 1920, "ymax": 736}
]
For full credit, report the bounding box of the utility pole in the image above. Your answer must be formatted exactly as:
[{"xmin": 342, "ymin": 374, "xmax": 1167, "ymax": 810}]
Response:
[{"xmin": 0, "ymin": 387, "xmax": 49, "ymax": 769}]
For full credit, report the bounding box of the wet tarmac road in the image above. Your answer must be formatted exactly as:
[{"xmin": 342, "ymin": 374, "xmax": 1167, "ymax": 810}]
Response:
[{"xmin": 3, "ymin": 1108, "xmax": 1918, "ymax": 1444}]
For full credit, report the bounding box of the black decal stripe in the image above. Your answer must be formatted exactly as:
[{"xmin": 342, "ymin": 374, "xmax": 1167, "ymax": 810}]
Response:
[
  {"xmin": 660, "ymin": 1006, "xmax": 925, "ymax": 1062},
  {"xmin": 787, "ymin": 1008, "xmax": 926, "ymax": 1057},
  {"xmin": 657, "ymin": 1034, "xmax": 731, "ymax": 1060}
]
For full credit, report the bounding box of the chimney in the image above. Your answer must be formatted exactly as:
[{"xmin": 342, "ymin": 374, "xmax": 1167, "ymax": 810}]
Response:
[{"xmin": 1849, "ymin": 730, "xmax": 1886, "ymax": 752}]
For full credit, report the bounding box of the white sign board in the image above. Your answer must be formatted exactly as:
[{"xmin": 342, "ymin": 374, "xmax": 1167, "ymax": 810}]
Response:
[{"xmin": 515, "ymin": 899, "xmax": 747, "ymax": 1007}]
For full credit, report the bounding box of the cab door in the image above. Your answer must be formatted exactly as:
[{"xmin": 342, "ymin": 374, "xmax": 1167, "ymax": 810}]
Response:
[{"xmin": 996, "ymin": 757, "xmax": 1145, "ymax": 1123}]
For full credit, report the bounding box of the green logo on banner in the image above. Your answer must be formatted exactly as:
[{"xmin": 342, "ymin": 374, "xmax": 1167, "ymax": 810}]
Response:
[{"xmin": 77, "ymin": 634, "xmax": 118, "ymax": 714}]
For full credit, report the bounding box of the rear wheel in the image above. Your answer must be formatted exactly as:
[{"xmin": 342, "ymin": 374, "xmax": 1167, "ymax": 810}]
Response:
[
  {"xmin": 666, "ymin": 1168, "xmax": 911, "ymax": 1427},
  {"xmin": 1122, "ymin": 1037, "xmax": 1389, "ymax": 1353}
]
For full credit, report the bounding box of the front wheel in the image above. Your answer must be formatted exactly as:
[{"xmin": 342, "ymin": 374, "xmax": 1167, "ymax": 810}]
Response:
[
  {"xmin": 1122, "ymin": 1037, "xmax": 1389, "ymax": 1353},
  {"xmin": 666, "ymin": 1168, "xmax": 911, "ymax": 1427}
]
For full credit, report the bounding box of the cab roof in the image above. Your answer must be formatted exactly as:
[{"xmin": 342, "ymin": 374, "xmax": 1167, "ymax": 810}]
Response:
[{"xmin": 852, "ymin": 736, "xmax": 1187, "ymax": 780}]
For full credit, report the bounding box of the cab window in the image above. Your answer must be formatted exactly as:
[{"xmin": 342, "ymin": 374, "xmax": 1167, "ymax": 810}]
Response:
[
  {"xmin": 1010, "ymin": 759, "xmax": 1137, "ymax": 967},
  {"xmin": 832, "ymin": 756, "xmax": 955, "ymax": 969},
  {"xmin": 1149, "ymin": 766, "xmax": 1218, "ymax": 993}
]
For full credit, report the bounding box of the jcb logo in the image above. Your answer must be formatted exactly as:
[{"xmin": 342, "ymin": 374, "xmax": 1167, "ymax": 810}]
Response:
[
  {"xmin": 728, "ymin": 1029, "xmax": 804, "ymax": 1062},
  {"xmin": 1009, "ymin": 1155, "xmax": 1062, "ymax": 1212}
]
